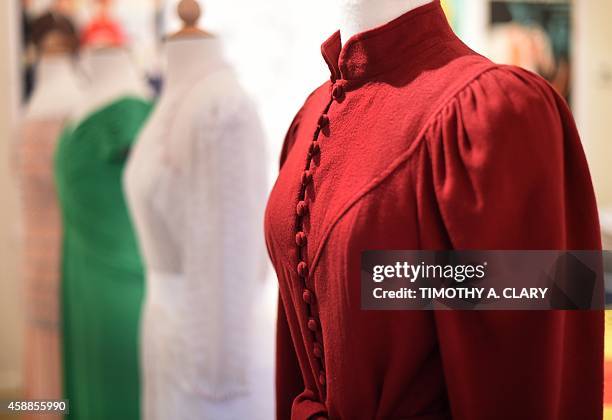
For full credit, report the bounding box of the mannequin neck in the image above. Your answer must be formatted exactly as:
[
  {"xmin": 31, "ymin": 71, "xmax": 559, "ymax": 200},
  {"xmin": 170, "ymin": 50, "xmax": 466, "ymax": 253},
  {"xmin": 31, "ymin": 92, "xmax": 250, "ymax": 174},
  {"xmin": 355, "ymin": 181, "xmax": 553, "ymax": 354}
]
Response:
[
  {"xmin": 75, "ymin": 48, "xmax": 146, "ymax": 119},
  {"xmin": 337, "ymin": 0, "xmax": 435, "ymax": 44},
  {"xmin": 26, "ymin": 54, "xmax": 83, "ymax": 119},
  {"xmin": 83, "ymin": 48, "xmax": 137, "ymax": 85},
  {"xmin": 164, "ymin": 37, "xmax": 223, "ymax": 91},
  {"xmin": 82, "ymin": 48, "xmax": 145, "ymax": 99},
  {"xmin": 36, "ymin": 54, "xmax": 78, "ymax": 88}
]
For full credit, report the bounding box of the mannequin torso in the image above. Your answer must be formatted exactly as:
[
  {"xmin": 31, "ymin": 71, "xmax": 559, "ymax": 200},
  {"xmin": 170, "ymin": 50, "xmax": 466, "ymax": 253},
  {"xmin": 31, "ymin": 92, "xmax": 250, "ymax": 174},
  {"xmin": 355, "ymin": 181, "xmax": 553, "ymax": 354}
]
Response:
[{"xmin": 336, "ymin": 0, "xmax": 434, "ymax": 43}]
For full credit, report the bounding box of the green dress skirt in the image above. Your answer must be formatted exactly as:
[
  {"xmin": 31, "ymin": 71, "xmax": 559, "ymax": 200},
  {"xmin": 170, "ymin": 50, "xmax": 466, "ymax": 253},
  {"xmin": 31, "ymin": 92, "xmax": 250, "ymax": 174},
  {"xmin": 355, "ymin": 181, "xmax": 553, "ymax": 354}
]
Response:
[{"xmin": 55, "ymin": 97, "xmax": 152, "ymax": 420}]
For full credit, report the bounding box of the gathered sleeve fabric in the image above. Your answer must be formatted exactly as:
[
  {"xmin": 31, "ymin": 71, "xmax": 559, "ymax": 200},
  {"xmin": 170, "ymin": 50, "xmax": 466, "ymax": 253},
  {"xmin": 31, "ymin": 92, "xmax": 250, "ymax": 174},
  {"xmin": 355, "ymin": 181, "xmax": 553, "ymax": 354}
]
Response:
[
  {"xmin": 421, "ymin": 66, "xmax": 603, "ymax": 419},
  {"xmin": 180, "ymin": 90, "xmax": 269, "ymax": 400}
]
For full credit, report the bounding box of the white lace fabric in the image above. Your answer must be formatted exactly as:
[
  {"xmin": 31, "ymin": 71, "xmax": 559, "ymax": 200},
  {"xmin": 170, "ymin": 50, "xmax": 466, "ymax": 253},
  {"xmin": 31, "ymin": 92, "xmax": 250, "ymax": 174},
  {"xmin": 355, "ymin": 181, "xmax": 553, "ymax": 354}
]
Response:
[{"xmin": 124, "ymin": 39, "xmax": 269, "ymax": 419}]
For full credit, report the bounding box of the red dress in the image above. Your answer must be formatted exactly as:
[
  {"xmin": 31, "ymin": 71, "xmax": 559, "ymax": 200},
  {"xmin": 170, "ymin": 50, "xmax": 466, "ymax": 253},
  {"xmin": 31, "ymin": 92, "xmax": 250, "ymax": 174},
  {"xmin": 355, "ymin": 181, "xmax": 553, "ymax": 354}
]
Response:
[{"xmin": 264, "ymin": 2, "xmax": 603, "ymax": 419}]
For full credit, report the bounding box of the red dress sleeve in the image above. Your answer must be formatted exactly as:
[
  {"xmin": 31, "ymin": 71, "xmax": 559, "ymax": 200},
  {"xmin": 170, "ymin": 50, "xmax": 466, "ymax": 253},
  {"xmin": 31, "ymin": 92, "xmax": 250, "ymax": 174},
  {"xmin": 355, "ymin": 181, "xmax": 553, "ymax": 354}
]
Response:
[{"xmin": 424, "ymin": 66, "xmax": 603, "ymax": 419}]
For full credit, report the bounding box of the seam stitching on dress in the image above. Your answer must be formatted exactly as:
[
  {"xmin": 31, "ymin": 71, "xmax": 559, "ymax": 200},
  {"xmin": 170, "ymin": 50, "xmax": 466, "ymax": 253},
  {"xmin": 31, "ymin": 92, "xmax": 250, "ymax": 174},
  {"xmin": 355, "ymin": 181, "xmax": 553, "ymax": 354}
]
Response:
[{"xmin": 308, "ymin": 64, "xmax": 501, "ymax": 272}]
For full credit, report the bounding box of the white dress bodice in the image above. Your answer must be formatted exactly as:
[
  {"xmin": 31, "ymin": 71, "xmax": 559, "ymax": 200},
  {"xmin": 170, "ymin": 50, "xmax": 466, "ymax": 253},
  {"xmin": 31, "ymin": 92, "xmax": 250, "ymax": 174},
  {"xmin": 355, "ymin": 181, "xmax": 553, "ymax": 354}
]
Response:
[{"xmin": 124, "ymin": 38, "xmax": 270, "ymax": 420}]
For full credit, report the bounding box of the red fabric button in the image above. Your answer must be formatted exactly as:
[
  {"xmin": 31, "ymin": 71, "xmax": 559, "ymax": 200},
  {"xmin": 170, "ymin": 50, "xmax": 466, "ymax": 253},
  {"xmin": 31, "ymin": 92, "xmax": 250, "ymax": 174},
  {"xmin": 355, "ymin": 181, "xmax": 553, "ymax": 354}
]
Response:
[
  {"xmin": 318, "ymin": 371, "xmax": 326, "ymax": 386},
  {"xmin": 296, "ymin": 201, "xmax": 308, "ymax": 216},
  {"xmin": 318, "ymin": 114, "xmax": 329, "ymax": 128},
  {"xmin": 307, "ymin": 318, "xmax": 318, "ymax": 331},
  {"xmin": 297, "ymin": 261, "xmax": 308, "ymax": 277},
  {"xmin": 295, "ymin": 231, "xmax": 307, "ymax": 247},
  {"xmin": 309, "ymin": 142, "xmax": 320, "ymax": 155},
  {"xmin": 313, "ymin": 343, "xmax": 323, "ymax": 358},
  {"xmin": 301, "ymin": 171, "xmax": 312, "ymax": 186},
  {"xmin": 332, "ymin": 84, "xmax": 345, "ymax": 101},
  {"xmin": 302, "ymin": 289, "xmax": 313, "ymax": 304}
]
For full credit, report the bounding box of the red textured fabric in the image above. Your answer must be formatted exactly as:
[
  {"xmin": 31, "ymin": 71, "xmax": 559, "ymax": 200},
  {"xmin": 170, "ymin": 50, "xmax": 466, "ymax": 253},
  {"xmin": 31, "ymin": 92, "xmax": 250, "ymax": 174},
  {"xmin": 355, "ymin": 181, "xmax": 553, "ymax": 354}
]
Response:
[{"xmin": 264, "ymin": 2, "xmax": 603, "ymax": 419}]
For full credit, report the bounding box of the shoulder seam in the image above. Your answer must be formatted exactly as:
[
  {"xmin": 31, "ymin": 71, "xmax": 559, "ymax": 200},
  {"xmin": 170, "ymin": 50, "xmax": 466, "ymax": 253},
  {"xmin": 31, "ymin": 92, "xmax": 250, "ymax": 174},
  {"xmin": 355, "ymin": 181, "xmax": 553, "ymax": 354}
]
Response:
[{"xmin": 416, "ymin": 64, "xmax": 500, "ymax": 143}]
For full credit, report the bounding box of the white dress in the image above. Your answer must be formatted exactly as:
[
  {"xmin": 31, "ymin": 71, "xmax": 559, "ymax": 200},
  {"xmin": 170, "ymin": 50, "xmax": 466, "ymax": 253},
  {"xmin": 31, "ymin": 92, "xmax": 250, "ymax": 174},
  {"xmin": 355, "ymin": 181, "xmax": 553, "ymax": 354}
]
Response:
[{"xmin": 124, "ymin": 38, "xmax": 270, "ymax": 420}]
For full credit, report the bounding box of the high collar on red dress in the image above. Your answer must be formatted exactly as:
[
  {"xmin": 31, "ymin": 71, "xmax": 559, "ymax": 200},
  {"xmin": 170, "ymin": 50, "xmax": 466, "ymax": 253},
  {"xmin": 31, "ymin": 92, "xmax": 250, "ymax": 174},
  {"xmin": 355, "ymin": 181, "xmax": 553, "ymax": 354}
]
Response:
[{"xmin": 321, "ymin": 0, "xmax": 455, "ymax": 84}]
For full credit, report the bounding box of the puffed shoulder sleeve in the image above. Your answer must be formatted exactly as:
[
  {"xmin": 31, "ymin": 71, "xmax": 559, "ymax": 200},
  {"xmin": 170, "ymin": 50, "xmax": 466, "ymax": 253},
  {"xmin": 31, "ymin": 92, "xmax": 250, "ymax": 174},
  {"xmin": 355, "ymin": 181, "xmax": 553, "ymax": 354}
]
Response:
[
  {"xmin": 425, "ymin": 65, "xmax": 600, "ymax": 249},
  {"xmin": 423, "ymin": 66, "xmax": 603, "ymax": 419}
]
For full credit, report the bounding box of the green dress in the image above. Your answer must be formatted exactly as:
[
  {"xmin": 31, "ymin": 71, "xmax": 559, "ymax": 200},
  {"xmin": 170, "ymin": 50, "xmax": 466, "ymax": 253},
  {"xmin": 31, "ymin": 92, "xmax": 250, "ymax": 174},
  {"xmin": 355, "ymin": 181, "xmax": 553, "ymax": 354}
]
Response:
[{"xmin": 55, "ymin": 97, "xmax": 152, "ymax": 420}]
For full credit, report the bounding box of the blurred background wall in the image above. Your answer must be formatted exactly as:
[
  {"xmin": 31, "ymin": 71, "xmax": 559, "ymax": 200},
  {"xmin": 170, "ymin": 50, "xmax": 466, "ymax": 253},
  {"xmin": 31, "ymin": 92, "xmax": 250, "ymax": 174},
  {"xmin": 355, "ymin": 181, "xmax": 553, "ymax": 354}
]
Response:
[{"xmin": 575, "ymin": 0, "xmax": 612, "ymax": 209}]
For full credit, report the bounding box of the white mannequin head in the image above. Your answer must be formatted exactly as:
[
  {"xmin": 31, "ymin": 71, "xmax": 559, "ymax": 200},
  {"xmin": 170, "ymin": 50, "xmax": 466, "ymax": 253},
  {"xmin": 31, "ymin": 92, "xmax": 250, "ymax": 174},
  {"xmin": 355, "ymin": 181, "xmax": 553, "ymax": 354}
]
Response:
[{"xmin": 335, "ymin": 0, "xmax": 434, "ymax": 43}]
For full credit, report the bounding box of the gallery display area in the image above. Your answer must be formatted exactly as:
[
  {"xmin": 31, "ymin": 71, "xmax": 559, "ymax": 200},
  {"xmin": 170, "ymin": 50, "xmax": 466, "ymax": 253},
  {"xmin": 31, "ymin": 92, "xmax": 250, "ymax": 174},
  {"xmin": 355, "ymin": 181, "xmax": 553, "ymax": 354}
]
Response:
[{"xmin": 0, "ymin": 0, "xmax": 610, "ymax": 419}]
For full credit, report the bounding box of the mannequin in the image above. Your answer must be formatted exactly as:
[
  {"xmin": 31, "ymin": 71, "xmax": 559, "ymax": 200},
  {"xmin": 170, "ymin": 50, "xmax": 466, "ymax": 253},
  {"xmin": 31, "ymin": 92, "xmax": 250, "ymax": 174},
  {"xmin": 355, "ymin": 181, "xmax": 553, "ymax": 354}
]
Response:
[
  {"xmin": 124, "ymin": 1, "xmax": 270, "ymax": 419},
  {"xmin": 266, "ymin": 1, "xmax": 602, "ymax": 419},
  {"xmin": 73, "ymin": 0, "xmax": 144, "ymax": 119},
  {"xmin": 55, "ymin": 5, "xmax": 152, "ymax": 419},
  {"xmin": 55, "ymin": 73, "xmax": 152, "ymax": 420},
  {"xmin": 18, "ymin": 20, "xmax": 81, "ymax": 420},
  {"xmin": 336, "ymin": 0, "xmax": 434, "ymax": 43},
  {"xmin": 26, "ymin": 17, "xmax": 83, "ymax": 119},
  {"xmin": 74, "ymin": 47, "xmax": 148, "ymax": 120},
  {"xmin": 26, "ymin": 53, "xmax": 83, "ymax": 119}
]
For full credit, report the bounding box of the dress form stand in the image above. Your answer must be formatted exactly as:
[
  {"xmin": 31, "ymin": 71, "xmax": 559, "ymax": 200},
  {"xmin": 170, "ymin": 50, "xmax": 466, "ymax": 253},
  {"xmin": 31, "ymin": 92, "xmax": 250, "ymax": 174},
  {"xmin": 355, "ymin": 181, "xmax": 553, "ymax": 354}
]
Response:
[
  {"xmin": 170, "ymin": 0, "xmax": 213, "ymax": 40},
  {"xmin": 336, "ymin": 0, "xmax": 434, "ymax": 43},
  {"xmin": 18, "ymin": 27, "xmax": 81, "ymax": 420},
  {"xmin": 124, "ymin": 2, "xmax": 270, "ymax": 419},
  {"xmin": 164, "ymin": 0, "xmax": 216, "ymax": 93}
]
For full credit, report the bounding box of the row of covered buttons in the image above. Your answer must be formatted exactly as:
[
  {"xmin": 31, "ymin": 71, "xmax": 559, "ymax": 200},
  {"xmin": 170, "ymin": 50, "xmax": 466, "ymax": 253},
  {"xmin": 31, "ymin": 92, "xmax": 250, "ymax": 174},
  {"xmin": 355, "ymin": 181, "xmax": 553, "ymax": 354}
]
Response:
[{"xmin": 294, "ymin": 79, "xmax": 346, "ymax": 390}]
